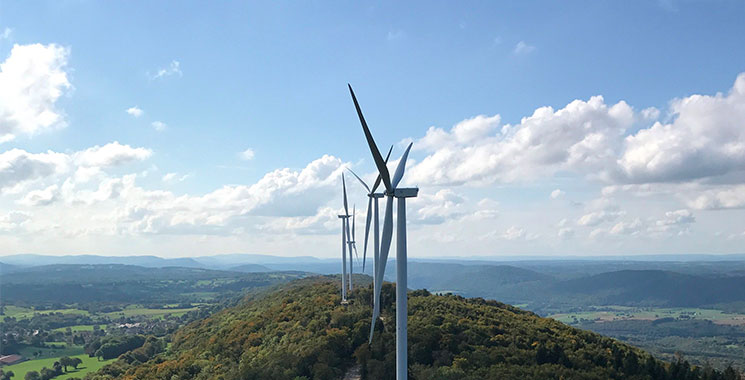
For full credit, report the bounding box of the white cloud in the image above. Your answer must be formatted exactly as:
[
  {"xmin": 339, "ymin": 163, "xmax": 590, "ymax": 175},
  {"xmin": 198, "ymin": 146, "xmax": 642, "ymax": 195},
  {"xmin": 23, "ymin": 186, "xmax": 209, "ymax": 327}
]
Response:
[
  {"xmin": 0, "ymin": 43, "xmax": 71, "ymax": 142},
  {"xmin": 0, "ymin": 210, "xmax": 30, "ymax": 232},
  {"xmin": 513, "ymin": 41, "xmax": 535, "ymax": 55},
  {"xmin": 658, "ymin": 209, "xmax": 695, "ymax": 226},
  {"xmin": 618, "ymin": 73, "xmax": 745, "ymax": 183},
  {"xmin": 577, "ymin": 208, "xmax": 625, "ymax": 227},
  {"xmin": 151, "ymin": 121, "xmax": 167, "ymax": 131},
  {"xmin": 126, "ymin": 106, "xmax": 144, "ymax": 117},
  {"xmin": 74, "ymin": 142, "xmax": 152, "ymax": 168},
  {"xmin": 239, "ymin": 148, "xmax": 255, "ymax": 160},
  {"xmin": 18, "ymin": 184, "xmax": 58, "ymax": 206},
  {"xmin": 503, "ymin": 226, "xmax": 526, "ymax": 240},
  {"xmin": 474, "ymin": 198, "xmax": 499, "ymax": 219},
  {"xmin": 409, "ymin": 96, "xmax": 634, "ymax": 185},
  {"xmin": 550, "ymin": 189, "xmax": 565, "ymax": 199},
  {"xmin": 406, "ymin": 71, "xmax": 745, "ymax": 229},
  {"xmin": 609, "ymin": 218, "xmax": 644, "ymax": 236},
  {"xmin": 411, "ymin": 189, "xmax": 467, "ymax": 224},
  {"xmin": 687, "ymin": 185, "xmax": 745, "ymax": 210},
  {"xmin": 162, "ymin": 172, "xmax": 190, "ymax": 183},
  {"xmin": 150, "ymin": 60, "xmax": 182, "ymax": 80},
  {"xmin": 0, "ymin": 149, "xmax": 69, "ymax": 191},
  {"xmin": 641, "ymin": 107, "xmax": 660, "ymax": 120}
]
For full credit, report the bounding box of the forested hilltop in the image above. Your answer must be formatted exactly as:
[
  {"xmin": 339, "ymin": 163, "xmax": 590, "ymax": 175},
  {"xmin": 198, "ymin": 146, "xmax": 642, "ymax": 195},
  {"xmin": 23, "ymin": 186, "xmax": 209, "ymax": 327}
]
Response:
[{"xmin": 82, "ymin": 276, "xmax": 740, "ymax": 380}]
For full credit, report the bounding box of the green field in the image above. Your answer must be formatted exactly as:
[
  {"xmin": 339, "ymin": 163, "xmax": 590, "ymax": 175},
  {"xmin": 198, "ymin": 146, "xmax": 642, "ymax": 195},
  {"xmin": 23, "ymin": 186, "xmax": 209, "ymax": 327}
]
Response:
[
  {"xmin": 3, "ymin": 354, "xmax": 114, "ymax": 380},
  {"xmin": 2, "ymin": 305, "xmax": 89, "ymax": 321},
  {"xmin": 104, "ymin": 305, "xmax": 198, "ymax": 318},
  {"xmin": 52, "ymin": 324, "xmax": 97, "ymax": 333},
  {"xmin": 17, "ymin": 344, "xmax": 84, "ymax": 360},
  {"xmin": 550, "ymin": 306, "xmax": 745, "ymax": 325}
]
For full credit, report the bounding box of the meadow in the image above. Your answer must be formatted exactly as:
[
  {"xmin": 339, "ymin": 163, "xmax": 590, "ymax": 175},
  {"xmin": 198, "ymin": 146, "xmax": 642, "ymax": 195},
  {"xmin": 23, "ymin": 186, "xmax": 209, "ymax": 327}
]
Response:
[
  {"xmin": 3, "ymin": 354, "xmax": 114, "ymax": 380},
  {"xmin": 550, "ymin": 306, "xmax": 745, "ymax": 325}
]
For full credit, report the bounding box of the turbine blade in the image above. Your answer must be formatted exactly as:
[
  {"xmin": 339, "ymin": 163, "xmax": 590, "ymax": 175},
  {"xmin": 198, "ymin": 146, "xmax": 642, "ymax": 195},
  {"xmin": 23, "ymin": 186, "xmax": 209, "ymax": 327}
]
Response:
[
  {"xmin": 377, "ymin": 197, "xmax": 394, "ymax": 282},
  {"xmin": 348, "ymin": 84, "xmax": 392, "ymax": 193},
  {"xmin": 371, "ymin": 195, "xmax": 394, "ymax": 343},
  {"xmin": 348, "ymin": 169, "xmax": 370, "ymax": 193},
  {"xmin": 342, "ymin": 173, "xmax": 349, "ymax": 216},
  {"xmin": 391, "ymin": 142, "xmax": 413, "ymax": 189},
  {"xmin": 362, "ymin": 196, "xmax": 372, "ymax": 272},
  {"xmin": 371, "ymin": 145, "xmax": 393, "ymax": 193}
]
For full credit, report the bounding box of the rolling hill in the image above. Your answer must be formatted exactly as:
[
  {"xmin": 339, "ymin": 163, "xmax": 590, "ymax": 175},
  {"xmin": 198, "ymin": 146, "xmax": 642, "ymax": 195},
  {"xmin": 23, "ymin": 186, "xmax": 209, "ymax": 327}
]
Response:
[
  {"xmin": 557, "ymin": 270, "xmax": 745, "ymax": 307},
  {"xmin": 81, "ymin": 277, "xmax": 734, "ymax": 380}
]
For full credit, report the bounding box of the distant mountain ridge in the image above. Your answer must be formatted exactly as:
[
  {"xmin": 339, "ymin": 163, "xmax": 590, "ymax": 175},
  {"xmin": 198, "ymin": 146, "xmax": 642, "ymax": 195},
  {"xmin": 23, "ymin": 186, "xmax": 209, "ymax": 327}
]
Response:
[{"xmin": 0, "ymin": 254, "xmax": 205, "ymax": 268}]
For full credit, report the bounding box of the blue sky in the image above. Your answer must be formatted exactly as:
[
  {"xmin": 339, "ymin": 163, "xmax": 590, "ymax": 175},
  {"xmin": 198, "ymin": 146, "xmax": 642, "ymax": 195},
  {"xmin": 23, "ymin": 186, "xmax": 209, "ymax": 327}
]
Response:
[{"xmin": 1, "ymin": 1, "xmax": 744, "ymax": 257}]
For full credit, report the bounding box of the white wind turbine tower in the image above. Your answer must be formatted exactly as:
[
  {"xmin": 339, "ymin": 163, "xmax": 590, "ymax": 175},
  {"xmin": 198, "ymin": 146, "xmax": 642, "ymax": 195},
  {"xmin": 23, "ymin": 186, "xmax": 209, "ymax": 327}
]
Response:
[
  {"xmin": 338, "ymin": 173, "xmax": 352, "ymax": 303},
  {"xmin": 348, "ymin": 145, "xmax": 393, "ymax": 343},
  {"xmin": 347, "ymin": 204, "xmax": 358, "ymax": 291},
  {"xmin": 349, "ymin": 84, "xmax": 418, "ymax": 380}
]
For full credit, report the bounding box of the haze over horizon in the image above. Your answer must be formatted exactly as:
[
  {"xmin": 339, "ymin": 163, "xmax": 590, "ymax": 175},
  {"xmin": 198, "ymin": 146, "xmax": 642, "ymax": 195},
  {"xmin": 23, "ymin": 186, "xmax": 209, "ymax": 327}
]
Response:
[{"xmin": 1, "ymin": 1, "xmax": 744, "ymax": 258}]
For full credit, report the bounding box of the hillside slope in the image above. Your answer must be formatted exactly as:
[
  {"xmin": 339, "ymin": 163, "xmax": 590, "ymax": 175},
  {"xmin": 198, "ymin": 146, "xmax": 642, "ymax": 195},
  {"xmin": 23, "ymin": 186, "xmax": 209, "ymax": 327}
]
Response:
[{"xmin": 86, "ymin": 277, "xmax": 734, "ymax": 380}]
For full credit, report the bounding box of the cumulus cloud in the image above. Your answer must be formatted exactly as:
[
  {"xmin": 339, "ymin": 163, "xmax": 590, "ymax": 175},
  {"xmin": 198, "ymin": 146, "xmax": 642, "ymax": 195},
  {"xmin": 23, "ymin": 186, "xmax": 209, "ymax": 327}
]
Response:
[
  {"xmin": 74, "ymin": 142, "xmax": 152, "ymax": 168},
  {"xmin": 0, "ymin": 149, "xmax": 69, "ymax": 191},
  {"xmin": 411, "ymin": 189, "xmax": 467, "ymax": 224},
  {"xmin": 608, "ymin": 218, "xmax": 644, "ymax": 236},
  {"xmin": 0, "ymin": 210, "xmax": 31, "ymax": 232},
  {"xmin": 162, "ymin": 173, "xmax": 190, "ymax": 183},
  {"xmin": 95, "ymin": 154, "xmax": 348, "ymax": 235},
  {"xmin": 577, "ymin": 209, "xmax": 625, "ymax": 226},
  {"xmin": 0, "ymin": 43, "xmax": 71, "ymax": 142},
  {"xmin": 687, "ymin": 185, "xmax": 745, "ymax": 210},
  {"xmin": 550, "ymin": 189, "xmax": 565, "ymax": 199},
  {"xmin": 408, "ymin": 96, "xmax": 634, "ymax": 185},
  {"xmin": 0, "ymin": 28, "xmax": 12, "ymax": 40},
  {"xmin": 126, "ymin": 106, "xmax": 144, "ymax": 117},
  {"xmin": 617, "ymin": 73, "xmax": 745, "ymax": 183},
  {"xmin": 1, "ymin": 142, "xmax": 151, "ymax": 192},
  {"xmin": 18, "ymin": 184, "xmax": 59, "ymax": 206},
  {"xmin": 405, "ymin": 72, "xmax": 745, "ymax": 225},
  {"xmin": 501, "ymin": 226, "xmax": 538, "ymax": 241},
  {"xmin": 239, "ymin": 148, "xmax": 255, "ymax": 160}
]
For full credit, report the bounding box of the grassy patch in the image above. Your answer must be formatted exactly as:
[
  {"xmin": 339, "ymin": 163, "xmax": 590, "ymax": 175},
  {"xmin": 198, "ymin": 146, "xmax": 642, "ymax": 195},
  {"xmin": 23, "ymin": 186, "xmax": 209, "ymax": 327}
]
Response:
[
  {"xmin": 104, "ymin": 305, "xmax": 198, "ymax": 318},
  {"xmin": 52, "ymin": 324, "xmax": 96, "ymax": 333},
  {"xmin": 3, "ymin": 353, "xmax": 113, "ymax": 380},
  {"xmin": 18, "ymin": 344, "xmax": 84, "ymax": 360},
  {"xmin": 550, "ymin": 306, "xmax": 745, "ymax": 325},
  {"xmin": 2, "ymin": 305, "xmax": 89, "ymax": 321}
]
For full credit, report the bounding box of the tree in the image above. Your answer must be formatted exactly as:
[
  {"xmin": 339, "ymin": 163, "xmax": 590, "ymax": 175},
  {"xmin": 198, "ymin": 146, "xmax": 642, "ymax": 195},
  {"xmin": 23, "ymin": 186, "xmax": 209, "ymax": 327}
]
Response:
[
  {"xmin": 71, "ymin": 357, "xmax": 83, "ymax": 369},
  {"xmin": 24, "ymin": 371, "xmax": 40, "ymax": 380},
  {"xmin": 0, "ymin": 369, "xmax": 15, "ymax": 380},
  {"xmin": 60, "ymin": 356, "xmax": 72, "ymax": 372}
]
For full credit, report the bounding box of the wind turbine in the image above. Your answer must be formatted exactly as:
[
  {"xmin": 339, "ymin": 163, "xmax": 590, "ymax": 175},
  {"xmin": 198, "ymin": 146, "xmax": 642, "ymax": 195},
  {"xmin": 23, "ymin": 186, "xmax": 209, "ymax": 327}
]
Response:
[
  {"xmin": 349, "ymin": 84, "xmax": 418, "ymax": 380},
  {"xmin": 348, "ymin": 145, "xmax": 393, "ymax": 343},
  {"xmin": 338, "ymin": 173, "xmax": 352, "ymax": 303}
]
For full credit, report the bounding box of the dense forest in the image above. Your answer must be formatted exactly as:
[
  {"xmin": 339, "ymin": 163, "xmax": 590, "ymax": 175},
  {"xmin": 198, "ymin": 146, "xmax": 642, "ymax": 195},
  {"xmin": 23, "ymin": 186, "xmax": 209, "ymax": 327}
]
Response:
[{"xmin": 80, "ymin": 277, "xmax": 741, "ymax": 380}]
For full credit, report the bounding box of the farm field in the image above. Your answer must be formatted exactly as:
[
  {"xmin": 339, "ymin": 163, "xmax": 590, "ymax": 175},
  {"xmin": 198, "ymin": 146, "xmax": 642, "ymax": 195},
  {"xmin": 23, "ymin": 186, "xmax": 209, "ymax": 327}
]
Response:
[
  {"xmin": 52, "ymin": 324, "xmax": 96, "ymax": 333},
  {"xmin": 549, "ymin": 306, "xmax": 745, "ymax": 325},
  {"xmin": 3, "ymin": 353, "xmax": 114, "ymax": 380},
  {"xmin": 2, "ymin": 305, "xmax": 89, "ymax": 321},
  {"xmin": 18, "ymin": 343, "xmax": 84, "ymax": 360},
  {"xmin": 104, "ymin": 305, "xmax": 199, "ymax": 318}
]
